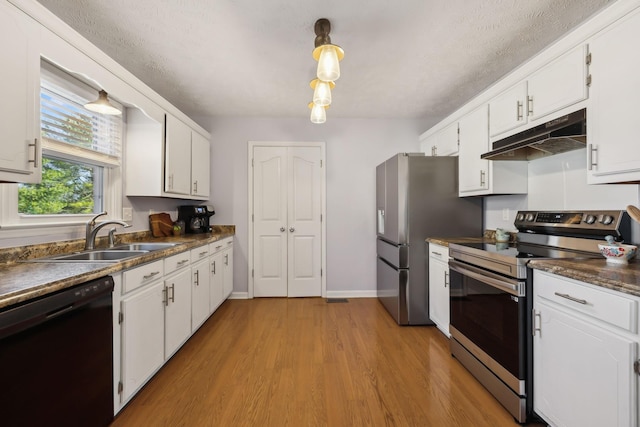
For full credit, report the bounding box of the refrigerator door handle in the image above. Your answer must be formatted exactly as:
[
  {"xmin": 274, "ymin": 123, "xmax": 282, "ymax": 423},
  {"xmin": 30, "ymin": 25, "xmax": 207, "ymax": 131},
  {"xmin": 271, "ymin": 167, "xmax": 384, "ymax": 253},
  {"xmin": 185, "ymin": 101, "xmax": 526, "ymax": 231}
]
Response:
[{"xmin": 377, "ymin": 209, "xmax": 385, "ymax": 234}]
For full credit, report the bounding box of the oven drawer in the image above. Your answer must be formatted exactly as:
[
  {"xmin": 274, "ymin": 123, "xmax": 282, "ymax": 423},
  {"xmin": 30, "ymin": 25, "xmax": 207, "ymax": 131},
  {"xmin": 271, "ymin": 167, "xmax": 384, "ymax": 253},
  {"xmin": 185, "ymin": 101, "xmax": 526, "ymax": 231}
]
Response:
[{"xmin": 535, "ymin": 270, "xmax": 637, "ymax": 333}]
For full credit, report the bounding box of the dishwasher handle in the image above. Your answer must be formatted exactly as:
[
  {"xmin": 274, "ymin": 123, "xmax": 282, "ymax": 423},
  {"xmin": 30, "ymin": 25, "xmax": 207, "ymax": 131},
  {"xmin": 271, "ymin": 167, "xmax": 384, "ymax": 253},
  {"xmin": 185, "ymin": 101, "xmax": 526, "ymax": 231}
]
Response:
[{"xmin": 0, "ymin": 276, "xmax": 114, "ymax": 340}]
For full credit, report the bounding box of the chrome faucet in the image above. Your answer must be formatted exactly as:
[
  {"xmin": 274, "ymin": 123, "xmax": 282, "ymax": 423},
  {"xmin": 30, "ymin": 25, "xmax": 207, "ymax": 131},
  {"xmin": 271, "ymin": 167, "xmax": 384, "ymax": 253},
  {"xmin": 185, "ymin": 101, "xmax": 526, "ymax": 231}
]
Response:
[{"xmin": 85, "ymin": 211, "xmax": 131, "ymax": 250}]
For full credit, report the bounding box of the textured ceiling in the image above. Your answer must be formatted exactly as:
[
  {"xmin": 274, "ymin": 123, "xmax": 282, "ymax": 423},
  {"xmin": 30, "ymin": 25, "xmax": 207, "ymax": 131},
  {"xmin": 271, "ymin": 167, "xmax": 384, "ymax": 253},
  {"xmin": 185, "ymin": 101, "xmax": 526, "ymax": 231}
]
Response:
[{"xmin": 36, "ymin": 0, "xmax": 612, "ymax": 127}]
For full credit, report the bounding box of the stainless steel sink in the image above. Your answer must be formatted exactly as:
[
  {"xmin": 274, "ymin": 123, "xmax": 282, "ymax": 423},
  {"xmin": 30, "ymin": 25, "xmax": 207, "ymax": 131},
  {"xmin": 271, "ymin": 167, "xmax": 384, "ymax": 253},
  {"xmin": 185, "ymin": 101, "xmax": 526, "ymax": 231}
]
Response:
[
  {"xmin": 30, "ymin": 250, "xmax": 148, "ymax": 263},
  {"xmin": 110, "ymin": 243, "xmax": 178, "ymax": 251}
]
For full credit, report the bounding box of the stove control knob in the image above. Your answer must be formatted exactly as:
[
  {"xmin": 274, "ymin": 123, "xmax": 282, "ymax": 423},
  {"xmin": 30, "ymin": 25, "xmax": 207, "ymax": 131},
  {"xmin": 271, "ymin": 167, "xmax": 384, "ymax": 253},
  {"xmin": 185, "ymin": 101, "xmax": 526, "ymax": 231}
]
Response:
[
  {"xmin": 516, "ymin": 213, "xmax": 525, "ymax": 222},
  {"xmin": 525, "ymin": 213, "xmax": 535, "ymax": 222},
  {"xmin": 584, "ymin": 215, "xmax": 596, "ymax": 224},
  {"xmin": 601, "ymin": 215, "xmax": 614, "ymax": 225}
]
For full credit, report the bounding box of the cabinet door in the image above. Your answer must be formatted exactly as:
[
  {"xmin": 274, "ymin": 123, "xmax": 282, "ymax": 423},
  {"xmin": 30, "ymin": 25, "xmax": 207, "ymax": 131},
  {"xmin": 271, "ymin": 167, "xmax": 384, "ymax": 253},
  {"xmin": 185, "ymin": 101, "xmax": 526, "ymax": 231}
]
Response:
[
  {"xmin": 120, "ymin": 281, "xmax": 165, "ymax": 402},
  {"xmin": 222, "ymin": 246, "xmax": 234, "ymax": 299},
  {"xmin": 587, "ymin": 9, "xmax": 640, "ymax": 183},
  {"xmin": 191, "ymin": 131, "xmax": 210, "ymax": 198},
  {"xmin": 164, "ymin": 268, "xmax": 192, "ymax": 359},
  {"xmin": 428, "ymin": 244, "xmax": 449, "ymax": 337},
  {"xmin": 534, "ymin": 300, "xmax": 637, "ymax": 427},
  {"xmin": 164, "ymin": 114, "xmax": 191, "ymax": 195},
  {"xmin": 209, "ymin": 251, "xmax": 224, "ymax": 312},
  {"xmin": 458, "ymin": 106, "xmax": 490, "ymax": 194},
  {"xmin": 435, "ymin": 122, "xmax": 459, "ymax": 156},
  {"xmin": 191, "ymin": 257, "xmax": 210, "ymax": 331},
  {"xmin": 0, "ymin": 1, "xmax": 41, "ymax": 183},
  {"xmin": 488, "ymin": 81, "xmax": 527, "ymax": 137},
  {"xmin": 528, "ymin": 45, "xmax": 588, "ymax": 122}
]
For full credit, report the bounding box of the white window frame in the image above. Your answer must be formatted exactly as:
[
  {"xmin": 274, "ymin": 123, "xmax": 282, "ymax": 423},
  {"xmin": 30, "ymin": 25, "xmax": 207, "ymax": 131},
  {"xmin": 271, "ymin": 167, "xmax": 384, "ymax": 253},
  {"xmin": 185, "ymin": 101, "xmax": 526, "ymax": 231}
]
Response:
[{"xmin": 0, "ymin": 63, "xmax": 123, "ymax": 238}]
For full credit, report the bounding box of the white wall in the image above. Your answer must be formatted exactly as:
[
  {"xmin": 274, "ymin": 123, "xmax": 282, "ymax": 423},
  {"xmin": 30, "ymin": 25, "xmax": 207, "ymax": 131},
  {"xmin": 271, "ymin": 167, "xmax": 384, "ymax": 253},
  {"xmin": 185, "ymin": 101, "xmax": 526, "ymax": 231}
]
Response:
[
  {"xmin": 194, "ymin": 116, "xmax": 423, "ymax": 296},
  {"xmin": 485, "ymin": 149, "xmax": 640, "ymax": 241}
]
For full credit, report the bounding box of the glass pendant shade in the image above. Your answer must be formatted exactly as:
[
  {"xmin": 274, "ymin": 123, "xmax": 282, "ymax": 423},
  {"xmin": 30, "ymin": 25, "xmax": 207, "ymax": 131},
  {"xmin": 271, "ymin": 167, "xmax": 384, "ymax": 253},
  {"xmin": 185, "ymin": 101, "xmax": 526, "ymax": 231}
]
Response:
[
  {"xmin": 316, "ymin": 45, "xmax": 340, "ymax": 82},
  {"xmin": 311, "ymin": 79, "xmax": 333, "ymax": 106},
  {"xmin": 84, "ymin": 90, "xmax": 121, "ymax": 115},
  {"xmin": 309, "ymin": 102, "xmax": 326, "ymax": 124}
]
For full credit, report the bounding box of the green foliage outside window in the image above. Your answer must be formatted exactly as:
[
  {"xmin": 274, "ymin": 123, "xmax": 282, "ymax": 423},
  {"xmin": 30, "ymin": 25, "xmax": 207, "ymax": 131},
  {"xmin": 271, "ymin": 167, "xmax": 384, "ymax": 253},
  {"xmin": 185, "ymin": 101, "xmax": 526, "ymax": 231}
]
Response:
[{"xmin": 18, "ymin": 157, "xmax": 96, "ymax": 215}]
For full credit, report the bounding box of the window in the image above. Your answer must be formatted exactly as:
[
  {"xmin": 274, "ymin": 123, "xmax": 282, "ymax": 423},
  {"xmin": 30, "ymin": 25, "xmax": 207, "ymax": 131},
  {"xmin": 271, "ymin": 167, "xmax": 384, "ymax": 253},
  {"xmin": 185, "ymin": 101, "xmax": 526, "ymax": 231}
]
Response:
[{"xmin": 0, "ymin": 62, "xmax": 123, "ymax": 234}]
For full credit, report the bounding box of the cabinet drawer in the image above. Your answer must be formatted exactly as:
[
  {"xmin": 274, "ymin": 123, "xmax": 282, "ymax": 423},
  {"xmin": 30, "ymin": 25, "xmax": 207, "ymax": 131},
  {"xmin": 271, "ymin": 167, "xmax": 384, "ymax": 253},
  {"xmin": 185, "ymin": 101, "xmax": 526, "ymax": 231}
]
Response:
[
  {"xmin": 536, "ymin": 271, "xmax": 637, "ymax": 333},
  {"xmin": 428, "ymin": 243, "xmax": 449, "ymax": 262},
  {"xmin": 123, "ymin": 260, "xmax": 164, "ymax": 294},
  {"xmin": 190, "ymin": 245, "xmax": 210, "ymax": 261},
  {"xmin": 209, "ymin": 237, "xmax": 232, "ymax": 255},
  {"xmin": 164, "ymin": 251, "xmax": 191, "ymax": 275}
]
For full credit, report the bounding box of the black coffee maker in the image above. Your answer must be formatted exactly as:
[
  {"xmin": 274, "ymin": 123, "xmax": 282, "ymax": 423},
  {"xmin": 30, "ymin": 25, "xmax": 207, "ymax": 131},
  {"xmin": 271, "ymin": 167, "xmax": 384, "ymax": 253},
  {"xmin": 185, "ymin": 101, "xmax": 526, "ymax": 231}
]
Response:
[{"xmin": 177, "ymin": 205, "xmax": 215, "ymax": 233}]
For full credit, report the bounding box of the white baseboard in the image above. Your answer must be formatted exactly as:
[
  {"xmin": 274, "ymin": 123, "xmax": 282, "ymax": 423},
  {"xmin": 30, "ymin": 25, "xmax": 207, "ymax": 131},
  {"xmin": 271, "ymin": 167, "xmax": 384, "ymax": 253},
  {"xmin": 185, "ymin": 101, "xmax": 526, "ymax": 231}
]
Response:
[{"xmin": 229, "ymin": 290, "xmax": 377, "ymax": 299}]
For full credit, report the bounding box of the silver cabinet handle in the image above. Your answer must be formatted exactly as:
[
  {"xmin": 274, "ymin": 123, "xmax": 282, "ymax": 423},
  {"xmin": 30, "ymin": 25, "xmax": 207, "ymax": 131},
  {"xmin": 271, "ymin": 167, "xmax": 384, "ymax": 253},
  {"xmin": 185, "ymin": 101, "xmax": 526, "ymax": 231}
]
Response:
[
  {"xmin": 480, "ymin": 170, "xmax": 486, "ymax": 187},
  {"xmin": 211, "ymin": 260, "xmax": 216, "ymax": 274},
  {"xmin": 516, "ymin": 101, "xmax": 523, "ymax": 121},
  {"xmin": 444, "ymin": 271, "xmax": 449, "ymax": 287},
  {"xmin": 28, "ymin": 138, "xmax": 39, "ymax": 167},
  {"xmin": 162, "ymin": 286, "xmax": 168, "ymax": 306},
  {"xmin": 280, "ymin": 227, "xmax": 286, "ymax": 232},
  {"xmin": 199, "ymin": 251, "xmax": 208, "ymax": 257},
  {"xmin": 431, "ymin": 251, "xmax": 442, "ymax": 256},
  {"xmin": 143, "ymin": 271, "xmax": 160, "ymax": 280},
  {"xmin": 169, "ymin": 284, "xmax": 175, "ymax": 303},
  {"xmin": 194, "ymin": 270, "xmax": 199, "ymax": 286},
  {"xmin": 177, "ymin": 259, "xmax": 189, "ymax": 265},
  {"xmin": 588, "ymin": 144, "xmax": 598, "ymax": 171},
  {"xmin": 554, "ymin": 292, "xmax": 588, "ymax": 305},
  {"xmin": 527, "ymin": 95, "xmax": 533, "ymax": 116},
  {"xmin": 289, "ymin": 227, "xmax": 295, "ymax": 232},
  {"xmin": 193, "ymin": 180, "xmax": 198, "ymax": 193},
  {"xmin": 224, "ymin": 254, "xmax": 229, "ymax": 266},
  {"xmin": 532, "ymin": 309, "xmax": 541, "ymax": 336}
]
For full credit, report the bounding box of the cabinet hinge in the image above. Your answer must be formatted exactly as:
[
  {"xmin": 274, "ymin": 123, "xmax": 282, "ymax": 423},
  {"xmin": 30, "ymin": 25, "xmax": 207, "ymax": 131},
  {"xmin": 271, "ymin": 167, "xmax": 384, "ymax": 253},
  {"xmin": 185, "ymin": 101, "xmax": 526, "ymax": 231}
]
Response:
[
  {"xmin": 586, "ymin": 52, "xmax": 592, "ymax": 65},
  {"xmin": 634, "ymin": 360, "xmax": 640, "ymax": 375},
  {"xmin": 586, "ymin": 74, "xmax": 592, "ymax": 87},
  {"xmin": 118, "ymin": 311, "xmax": 123, "ymax": 324},
  {"xmin": 118, "ymin": 381, "xmax": 123, "ymax": 395},
  {"xmin": 320, "ymin": 159, "xmax": 323, "ymax": 167},
  {"xmin": 252, "ymin": 269, "xmax": 254, "ymax": 278}
]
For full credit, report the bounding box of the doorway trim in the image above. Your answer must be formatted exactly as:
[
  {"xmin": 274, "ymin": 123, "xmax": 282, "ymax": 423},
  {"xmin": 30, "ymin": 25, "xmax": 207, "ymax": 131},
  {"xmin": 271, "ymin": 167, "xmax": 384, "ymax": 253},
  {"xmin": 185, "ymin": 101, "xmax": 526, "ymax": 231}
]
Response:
[{"xmin": 247, "ymin": 141, "xmax": 327, "ymax": 299}]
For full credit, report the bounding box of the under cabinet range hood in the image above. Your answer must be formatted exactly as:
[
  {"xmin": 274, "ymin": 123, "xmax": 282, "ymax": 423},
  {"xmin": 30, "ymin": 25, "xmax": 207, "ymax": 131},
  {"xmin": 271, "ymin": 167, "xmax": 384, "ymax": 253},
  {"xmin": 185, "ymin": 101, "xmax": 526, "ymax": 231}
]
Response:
[{"xmin": 482, "ymin": 108, "xmax": 586, "ymax": 161}]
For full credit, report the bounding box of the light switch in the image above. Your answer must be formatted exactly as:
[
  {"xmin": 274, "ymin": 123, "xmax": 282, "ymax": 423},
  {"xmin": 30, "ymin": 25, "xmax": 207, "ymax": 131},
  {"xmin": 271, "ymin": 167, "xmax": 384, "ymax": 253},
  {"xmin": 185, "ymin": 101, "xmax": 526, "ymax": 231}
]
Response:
[
  {"xmin": 122, "ymin": 207, "xmax": 133, "ymax": 221},
  {"xmin": 502, "ymin": 208, "xmax": 510, "ymax": 221}
]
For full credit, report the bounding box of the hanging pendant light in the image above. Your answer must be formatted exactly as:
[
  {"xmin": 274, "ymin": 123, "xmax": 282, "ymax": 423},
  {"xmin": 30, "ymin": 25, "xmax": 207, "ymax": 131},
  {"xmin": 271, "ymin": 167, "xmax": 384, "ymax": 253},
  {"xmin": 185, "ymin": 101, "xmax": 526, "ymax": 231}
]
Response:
[
  {"xmin": 310, "ymin": 79, "xmax": 335, "ymax": 107},
  {"xmin": 84, "ymin": 90, "xmax": 122, "ymax": 115},
  {"xmin": 309, "ymin": 102, "xmax": 328, "ymax": 124},
  {"xmin": 312, "ymin": 19, "xmax": 344, "ymax": 82}
]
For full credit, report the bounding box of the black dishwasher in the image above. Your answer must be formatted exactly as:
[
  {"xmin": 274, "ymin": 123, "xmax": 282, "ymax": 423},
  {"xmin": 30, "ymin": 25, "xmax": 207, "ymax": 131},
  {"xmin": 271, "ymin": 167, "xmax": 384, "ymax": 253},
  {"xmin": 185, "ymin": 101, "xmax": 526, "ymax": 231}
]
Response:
[{"xmin": 0, "ymin": 276, "xmax": 114, "ymax": 427}]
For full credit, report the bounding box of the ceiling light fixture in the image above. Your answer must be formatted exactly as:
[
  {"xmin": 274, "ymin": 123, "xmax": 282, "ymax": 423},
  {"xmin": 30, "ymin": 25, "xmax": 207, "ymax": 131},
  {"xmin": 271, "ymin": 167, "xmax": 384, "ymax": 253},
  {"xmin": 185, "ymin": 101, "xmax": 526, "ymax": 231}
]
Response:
[
  {"xmin": 310, "ymin": 79, "xmax": 335, "ymax": 107},
  {"xmin": 309, "ymin": 102, "xmax": 328, "ymax": 124},
  {"xmin": 309, "ymin": 18, "xmax": 343, "ymax": 124},
  {"xmin": 84, "ymin": 90, "xmax": 122, "ymax": 115},
  {"xmin": 313, "ymin": 18, "xmax": 344, "ymax": 82}
]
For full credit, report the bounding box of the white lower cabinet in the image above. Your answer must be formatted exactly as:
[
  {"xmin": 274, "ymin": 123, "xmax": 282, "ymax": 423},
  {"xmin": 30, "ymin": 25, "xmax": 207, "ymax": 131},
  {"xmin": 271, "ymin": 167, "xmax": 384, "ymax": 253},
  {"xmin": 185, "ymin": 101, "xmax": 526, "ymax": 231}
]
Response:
[
  {"xmin": 191, "ymin": 245, "xmax": 211, "ymax": 332},
  {"xmin": 120, "ymin": 273, "xmax": 165, "ymax": 404},
  {"xmin": 210, "ymin": 237, "xmax": 234, "ymax": 311},
  {"xmin": 533, "ymin": 270, "xmax": 639, "ymax": 427},
  {"xmin": 222, "ymin": 244, "xmax": 234, "ymax": 299},
  {"xmin": 164, "ymin": 268, "xmax": 192, "ymax": 358},
  {"xmin": 428, "ymin": 243, "xmax": 450, "ymax": 337}
]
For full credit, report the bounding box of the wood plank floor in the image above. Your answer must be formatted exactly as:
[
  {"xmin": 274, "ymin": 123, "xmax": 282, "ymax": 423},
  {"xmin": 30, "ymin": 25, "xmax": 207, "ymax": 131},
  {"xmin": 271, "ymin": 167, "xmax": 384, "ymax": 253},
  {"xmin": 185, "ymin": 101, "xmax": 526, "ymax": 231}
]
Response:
[{"xmin": 111, "ymin": 298, "xmax": 544, "ymax": 426}]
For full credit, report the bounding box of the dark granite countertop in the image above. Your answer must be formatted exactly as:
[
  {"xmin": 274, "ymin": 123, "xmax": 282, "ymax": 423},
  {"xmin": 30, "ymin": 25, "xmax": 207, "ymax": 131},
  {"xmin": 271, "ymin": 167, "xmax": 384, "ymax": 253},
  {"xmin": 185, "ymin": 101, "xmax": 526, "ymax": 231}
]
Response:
[
  {"xmin": 0, "ymin": 226, "xmax": 234, "ymax": 309},
  {"xmin": 528, "ymin": 258, "xmax": 640, "ymax": 298}
]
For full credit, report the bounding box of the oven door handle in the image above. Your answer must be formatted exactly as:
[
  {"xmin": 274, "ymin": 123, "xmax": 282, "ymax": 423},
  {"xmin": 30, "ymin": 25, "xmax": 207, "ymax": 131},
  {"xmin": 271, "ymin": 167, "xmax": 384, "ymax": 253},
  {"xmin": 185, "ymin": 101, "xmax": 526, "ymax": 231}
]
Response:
[{"xmin": 449, "ymin": 260, "xmax": 524, "ymax": 296}]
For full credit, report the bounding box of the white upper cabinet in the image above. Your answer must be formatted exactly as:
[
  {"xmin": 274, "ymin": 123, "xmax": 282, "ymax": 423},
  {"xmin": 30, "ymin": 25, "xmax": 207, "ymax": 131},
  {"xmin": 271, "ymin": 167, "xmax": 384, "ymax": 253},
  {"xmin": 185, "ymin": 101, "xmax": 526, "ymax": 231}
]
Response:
[
  {"xmin": 587, "ymin": 8, "xmax": 640, "ymax": 183},
  {"xmin": 165, "ymin": 114, "xmax": 192, "ymax": 196},
  {"xmin": 126, "ymin": 109, "xmax": 210, "ymax": 200},
  {"xmin": 420, "ymin": 121, "xmax": 459, "ymax": 157},
  {"xmin": 0, "ymin": 1, "xmax": 41, "ymax": 183},
  {"xmin": 489, "ymin": 45, "xmax": 589, "ymax": 139},
  {"xmin": 191, "ymin": 131, "xmax": 210, "ymax": 198},
  {"xmin": 458, "ymin": 105, "xmax": 528, "ymax": 196}
]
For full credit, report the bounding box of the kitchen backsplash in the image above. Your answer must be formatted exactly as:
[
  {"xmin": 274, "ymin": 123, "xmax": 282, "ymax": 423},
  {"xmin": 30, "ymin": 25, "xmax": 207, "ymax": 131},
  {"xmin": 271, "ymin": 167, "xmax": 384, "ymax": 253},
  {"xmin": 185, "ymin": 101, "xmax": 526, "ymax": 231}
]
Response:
[{"xmin": 485, "ymin": 149, "xmax": 640, "ymax": 242}]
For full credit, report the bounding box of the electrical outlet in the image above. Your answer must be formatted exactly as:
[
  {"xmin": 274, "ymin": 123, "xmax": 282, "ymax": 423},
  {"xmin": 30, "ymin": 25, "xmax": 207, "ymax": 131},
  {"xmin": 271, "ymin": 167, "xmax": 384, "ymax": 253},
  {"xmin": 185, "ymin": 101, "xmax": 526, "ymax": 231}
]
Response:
[
  {"xmin": 122, "ymin": 207, "xmax": 133, "ymax": 222},
  {"xmin": 502, "ymin": 208, "xmax": 510, "ymax": 221}
]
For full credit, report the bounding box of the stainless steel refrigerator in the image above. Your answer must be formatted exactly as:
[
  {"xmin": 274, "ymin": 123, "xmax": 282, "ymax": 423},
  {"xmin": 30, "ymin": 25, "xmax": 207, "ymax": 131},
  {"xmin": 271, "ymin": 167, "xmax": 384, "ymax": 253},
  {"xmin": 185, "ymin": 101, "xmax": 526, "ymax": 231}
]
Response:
[{"xmin": 376, "ymin": 153, "xmax": 483, "ymax": 325}]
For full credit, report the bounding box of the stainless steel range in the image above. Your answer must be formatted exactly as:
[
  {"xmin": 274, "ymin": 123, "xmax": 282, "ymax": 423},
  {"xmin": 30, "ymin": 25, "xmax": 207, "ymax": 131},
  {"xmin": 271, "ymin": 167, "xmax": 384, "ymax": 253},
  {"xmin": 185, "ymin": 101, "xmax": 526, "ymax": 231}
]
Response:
[{"xmin": 447, "ymin": 210, "xmax": 631, "ymax": 423}]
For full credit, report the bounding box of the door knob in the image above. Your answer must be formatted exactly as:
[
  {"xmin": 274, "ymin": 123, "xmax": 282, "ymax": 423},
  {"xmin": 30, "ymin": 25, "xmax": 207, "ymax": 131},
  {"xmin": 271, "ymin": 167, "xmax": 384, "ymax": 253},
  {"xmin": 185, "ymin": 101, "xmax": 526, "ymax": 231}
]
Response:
[
  {"xmin": 280, "ymin": 227, "xmax": 286, "ymax": 232},
  {"xmin": 289, "ymin": 227, "xmax": 295, "ymax": 232}
]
